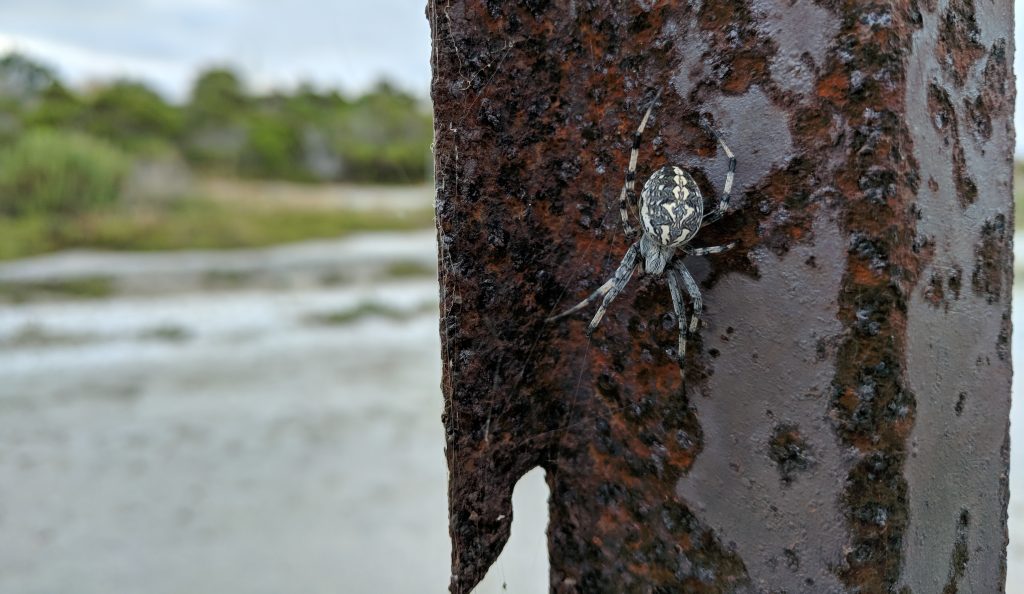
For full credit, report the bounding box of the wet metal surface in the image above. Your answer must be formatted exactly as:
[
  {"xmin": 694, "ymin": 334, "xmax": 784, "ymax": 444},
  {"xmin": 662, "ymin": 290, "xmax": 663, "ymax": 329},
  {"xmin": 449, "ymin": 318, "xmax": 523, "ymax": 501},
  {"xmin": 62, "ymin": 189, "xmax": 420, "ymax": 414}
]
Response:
[
  {"xmin": 676, "ymin": 211, "xmax": 851, "ymax": 593},
  {"xmin": 430, "ymin": 1, "xmax": 1013, "ymax": 591},
  {"xmin": 900, "ymin": 1, "xmax": 1015, "ymax": 592}
]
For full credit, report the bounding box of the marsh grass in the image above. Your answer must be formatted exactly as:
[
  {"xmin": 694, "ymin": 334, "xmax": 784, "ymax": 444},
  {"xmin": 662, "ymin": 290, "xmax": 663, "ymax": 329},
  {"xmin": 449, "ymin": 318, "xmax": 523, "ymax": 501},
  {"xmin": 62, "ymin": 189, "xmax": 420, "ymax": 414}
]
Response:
[
  {"xmin": 0, "ymin": 198, "xmax": 434, "ymax": 261},
  {"xmin": 385, "ymin": 261, "xmax": 437, "ymax": 278},
  {"xmin": 0, "ymin": 324, "xmax": 99, "ymax": 348},
  {"xmin": 305, "ymin": 301, "xmax": 437, "ymax": 326},
  {"xmin": 138, "ymin": 325, "xmax": 193, "ymax": 342},
  {"xmin": 0, "ymin": 276, "xmax": 115, "ymax": 303}
]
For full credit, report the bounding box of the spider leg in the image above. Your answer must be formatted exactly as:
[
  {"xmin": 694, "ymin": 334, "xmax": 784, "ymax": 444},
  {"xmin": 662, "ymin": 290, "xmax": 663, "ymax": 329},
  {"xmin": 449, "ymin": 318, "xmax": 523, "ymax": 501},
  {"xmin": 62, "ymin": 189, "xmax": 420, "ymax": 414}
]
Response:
[
  {"xmin": 685, "ymin": 242, "xmax": 736, "ymax": 257},
  {"xmin": 586, "ymin": 244, "xmax": 640, "ymax": 335},
  {"xmin": 698, "ymin": 117, "xmax": 736, "ymax": 227},
  {"xmin": 666, "ymin": 268, "xmax": 688, "ymax": 369},
  {"xmin": 674, "ymin": 261, "xmax": 703, "ymax": 340},
  {"xmin": 547, "ymin": 243, "xmax": 639, "ymax": 324},
  {"xmin": 618, "ymin": 90, "xmax": 661, "ymax": 239},
  {"xmin": 546, "ymin": 276, "xmax": 616, "ymax": 322}
]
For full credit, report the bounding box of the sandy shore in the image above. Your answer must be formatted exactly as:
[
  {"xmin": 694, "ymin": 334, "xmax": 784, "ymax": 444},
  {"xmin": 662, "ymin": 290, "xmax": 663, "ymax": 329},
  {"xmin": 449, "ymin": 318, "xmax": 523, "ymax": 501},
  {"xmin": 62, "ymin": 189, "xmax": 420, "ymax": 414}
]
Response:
[{"xmin": 0, "ymin": 232, "xmax": 552, "ymax": 594}]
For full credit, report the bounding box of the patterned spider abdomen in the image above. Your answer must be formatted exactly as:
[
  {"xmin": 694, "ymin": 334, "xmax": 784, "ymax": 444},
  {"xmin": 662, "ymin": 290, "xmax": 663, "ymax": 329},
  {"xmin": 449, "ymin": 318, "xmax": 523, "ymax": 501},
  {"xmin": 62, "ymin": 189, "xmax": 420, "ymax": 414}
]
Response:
[{"xmin": 639, "ymin": 165, "xmax": 703, "ymax": 247}]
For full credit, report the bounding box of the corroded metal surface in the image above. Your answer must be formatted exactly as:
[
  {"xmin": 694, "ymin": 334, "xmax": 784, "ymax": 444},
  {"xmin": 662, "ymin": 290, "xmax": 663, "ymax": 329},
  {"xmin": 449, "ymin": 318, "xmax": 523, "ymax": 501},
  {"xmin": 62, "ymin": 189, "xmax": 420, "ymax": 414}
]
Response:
[{"xmin": 429, "ymin": 1, "xmax": 1013, "ymax": 592}]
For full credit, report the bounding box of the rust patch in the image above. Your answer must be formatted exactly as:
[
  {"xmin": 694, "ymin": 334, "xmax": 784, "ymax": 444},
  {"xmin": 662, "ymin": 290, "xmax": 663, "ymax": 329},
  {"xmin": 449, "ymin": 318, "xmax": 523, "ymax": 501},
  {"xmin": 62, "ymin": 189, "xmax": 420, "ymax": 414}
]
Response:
[
  {"xmin": 962, "ymin": 94, "xmax": 992, "ymax": 141},
  {"xmin": 819, "ymin": 1, "xmax": 929, "ymax": 590},
  {"xmin": 997, "ymin": 311, "xmax": 1011, "ymax": 361},
  {"xmin": 971, "ymin": 213, "xmax": 1009, "ymax": 304},
  {"xmin": 922, "ymin": 265, "xmax": 963, "ymax": 311},
  {"xmin": 981, "ymin": 40, "xmax": 1011, "ymax": 115},
  {"xmin": 957, "ymin": 38, "xmax": 1011, "ymax": 144},
  {"xmin": 941, "ymin": 509, "xmax": 970, "ymax": 594},
  {"xmin": 935, "ymin": 0, "xmax": 985, "ymax": 86},
  {"xmin": 696, "ymin": 0, "xmax": 773, "ymax": 96},
  {"xmin": 923, "ymin": 272, "xmax": 945, "ymax": 308},
  {"xmin": 927, "ymin": 82, "xmax": 977, "ymax": 208},
  {"xmin": 768, "ymin": 423, "xmax": 816, "ymax": 485}
]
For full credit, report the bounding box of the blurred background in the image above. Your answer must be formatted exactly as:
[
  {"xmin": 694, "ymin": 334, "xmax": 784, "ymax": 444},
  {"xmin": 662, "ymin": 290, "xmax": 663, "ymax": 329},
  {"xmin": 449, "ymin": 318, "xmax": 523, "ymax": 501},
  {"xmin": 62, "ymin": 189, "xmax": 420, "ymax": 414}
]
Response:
[{"xmin": 0, "ymin": 1, "xmax": 1018, "ymax": 593}]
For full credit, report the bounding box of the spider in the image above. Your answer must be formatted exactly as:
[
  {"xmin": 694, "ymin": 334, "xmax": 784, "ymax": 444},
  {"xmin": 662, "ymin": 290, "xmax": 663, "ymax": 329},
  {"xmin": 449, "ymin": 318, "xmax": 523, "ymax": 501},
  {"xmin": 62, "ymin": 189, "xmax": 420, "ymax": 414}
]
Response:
[{"xmin": 548, "ymin": 90, "xmax": 737, "ymax": 371}]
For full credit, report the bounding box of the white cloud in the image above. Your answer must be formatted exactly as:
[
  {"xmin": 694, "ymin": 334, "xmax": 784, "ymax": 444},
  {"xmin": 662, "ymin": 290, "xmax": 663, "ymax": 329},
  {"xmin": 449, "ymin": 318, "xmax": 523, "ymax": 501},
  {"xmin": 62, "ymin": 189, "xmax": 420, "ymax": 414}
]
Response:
[
  {"xmin": 0, "ymin": 0, "xmax": 431, "ymax": 99},
  {"xmin": 0, "ymin": 32, "xmax": 193, "ymax": 98}
]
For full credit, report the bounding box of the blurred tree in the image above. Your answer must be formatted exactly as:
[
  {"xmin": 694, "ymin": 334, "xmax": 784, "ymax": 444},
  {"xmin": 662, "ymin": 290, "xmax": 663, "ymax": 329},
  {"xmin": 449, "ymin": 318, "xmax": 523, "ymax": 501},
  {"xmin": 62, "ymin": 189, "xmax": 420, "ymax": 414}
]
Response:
[
  {"xmin": 0, "ymin": 53, "xmax": 57, "ymax": 102},
  {"xmin": 83, "ymin": 81, "xmax": 182, "ymax": 151},
  {"xmin": 333, "ymin": 80, "xmax": 432, "ymax": 182},
  {"xmin": 187, "ymin": 67, "xmax": 248, "ymax": 126},
  {"xmin": 183, "ymin": 68, "xmax": 250, "ymax": 171},
  {"xmin": 0, "ymin": 54, "xmax": 433, "ymax": 185},
  {"xmin": 24, "ymin": 81, "xmax": 86, "ymax": 130},
  {"xmin": 239, "ymin": 110, "xmax": 305, "ymax": 180}
]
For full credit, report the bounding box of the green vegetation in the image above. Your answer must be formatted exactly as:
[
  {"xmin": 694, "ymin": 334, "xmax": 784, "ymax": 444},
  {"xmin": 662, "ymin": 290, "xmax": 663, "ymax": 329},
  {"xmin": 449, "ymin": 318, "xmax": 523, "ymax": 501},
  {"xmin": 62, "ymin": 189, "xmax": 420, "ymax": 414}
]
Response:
[
  {"xmin": 0, "ymin": 324, "xmax": 97, "ymax": 348},
  {"xmin": 0, "ymin": 52, "xmax": 435, "ymax": 261},
  {"xmin": 0, "ymin": 129, "xmax": 129, "ymax": 216},
  {"xmin": 306, "ymin": 301, "xmax": 437, "ymax": 326},
  {"xmin": 138, "ymin": 325, "xmax": 192, "ymax": 342},
  {"xmin": 0, "ymin": 199, "xmax": 434, "ymax": 261},
  {"xmin": 0, "ymin": 276, "xmax": 114, "ymax": 303},
  {"xmin": 0, "ymin": 54, "xmax": 432, "ymax": 184},
  {"xmin": 385, "ymin": 261, "xmax": 437, "ymax": 278}
]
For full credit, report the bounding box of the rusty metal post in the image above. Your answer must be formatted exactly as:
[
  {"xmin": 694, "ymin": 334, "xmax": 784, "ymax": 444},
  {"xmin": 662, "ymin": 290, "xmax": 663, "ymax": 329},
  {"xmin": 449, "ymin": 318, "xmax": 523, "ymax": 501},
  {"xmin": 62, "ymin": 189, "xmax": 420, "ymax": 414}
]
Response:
[{"xmin": 430, "ymin": 1, "xmax": 1013, "ymax": 592}]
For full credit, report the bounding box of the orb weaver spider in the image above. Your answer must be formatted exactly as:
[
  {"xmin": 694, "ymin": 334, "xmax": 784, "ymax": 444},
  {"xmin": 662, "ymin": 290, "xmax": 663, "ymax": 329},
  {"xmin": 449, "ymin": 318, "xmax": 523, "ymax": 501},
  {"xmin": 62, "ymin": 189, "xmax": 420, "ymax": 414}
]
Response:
[{"xmin": 548, "ymin": 91, "xmax": 737, "ymax": 371}]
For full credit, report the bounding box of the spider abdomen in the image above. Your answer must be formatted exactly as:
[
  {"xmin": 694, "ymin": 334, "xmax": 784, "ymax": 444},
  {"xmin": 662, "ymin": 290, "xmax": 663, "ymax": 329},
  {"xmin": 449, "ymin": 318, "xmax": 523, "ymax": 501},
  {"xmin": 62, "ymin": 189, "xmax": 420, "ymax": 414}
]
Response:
[{"xmin": 639, "ymin": 165, "xmax": 703, "ymax": 247}]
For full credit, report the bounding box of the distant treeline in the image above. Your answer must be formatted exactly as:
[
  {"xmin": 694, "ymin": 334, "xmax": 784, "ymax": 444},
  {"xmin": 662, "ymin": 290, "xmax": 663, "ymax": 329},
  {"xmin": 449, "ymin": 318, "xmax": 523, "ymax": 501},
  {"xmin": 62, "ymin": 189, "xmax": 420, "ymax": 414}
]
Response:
[{"xmin": 0, "ymin": 53, "xmax": 433, "ymax": 185}]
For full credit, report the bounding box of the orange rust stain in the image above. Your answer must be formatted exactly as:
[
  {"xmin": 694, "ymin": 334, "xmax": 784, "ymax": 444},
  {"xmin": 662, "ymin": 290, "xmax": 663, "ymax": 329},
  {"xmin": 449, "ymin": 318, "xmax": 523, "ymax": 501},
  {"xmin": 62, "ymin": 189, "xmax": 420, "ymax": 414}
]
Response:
[
  {"xmin": 722, "ymin": 53, "xmax": 767, "ymax": 95},
  {"xmin": 849, "ymin": 259, "xmax": 889, "ymax": 285},
  {"xmin": 817, "ymin": 70, "xmax": 850, "ymax": 103},
  {"xmin": 838, "ymin": 386, "xmax": 859, "ymax": 413}
]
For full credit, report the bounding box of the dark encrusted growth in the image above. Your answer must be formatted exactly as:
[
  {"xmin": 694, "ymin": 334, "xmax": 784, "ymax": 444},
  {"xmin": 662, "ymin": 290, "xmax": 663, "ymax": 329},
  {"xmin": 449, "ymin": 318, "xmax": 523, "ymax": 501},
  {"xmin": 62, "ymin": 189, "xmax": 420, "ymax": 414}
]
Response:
[
  {"xmin": 927, "ymin": 82, "xmax": 976, "ymax": 208},
  {"xmin": 936, "ymin": 0, "xmax": 985, "ymax": 86},
  {"xmin": 981, "ymin": 40, "xmax": 1012, "ymax": 115},
  {"xmin": 923, "ymin": 266, "xmax": 963, "ymax": 311},
  {"xmin": 768, "ymin": 424, "xmax": 815, "ymax": 485},
  {"xmin": 972, "ymin": 214, "xmax": 1009, "ymax": 304},
  {"xmin": 822, "ymin": 1, "xmax": 923, "ymax": 590},
  {"xmin": 941, "ymin": 509, "xmax": 971, "ymax": 594}
]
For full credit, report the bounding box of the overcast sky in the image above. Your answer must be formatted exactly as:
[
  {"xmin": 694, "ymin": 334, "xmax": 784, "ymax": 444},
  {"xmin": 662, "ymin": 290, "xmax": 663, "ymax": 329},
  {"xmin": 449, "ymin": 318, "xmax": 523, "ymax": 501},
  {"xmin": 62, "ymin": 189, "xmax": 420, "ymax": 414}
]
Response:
[
  {"xmin": 0, "ymin": 1, "xmax": 1019, "ymax": 152},
  {"xmin": 0, "ymin": 0, "xmax": 432, "ymax": 100}
]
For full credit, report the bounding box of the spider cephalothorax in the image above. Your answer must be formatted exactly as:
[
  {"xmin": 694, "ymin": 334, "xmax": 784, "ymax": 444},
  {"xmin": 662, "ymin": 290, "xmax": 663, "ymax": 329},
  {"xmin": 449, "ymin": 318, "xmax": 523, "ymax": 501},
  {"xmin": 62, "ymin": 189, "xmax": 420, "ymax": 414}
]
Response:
[{"xmin": 548, "ymin": 91, "xmax": 737, "ymax": 373}]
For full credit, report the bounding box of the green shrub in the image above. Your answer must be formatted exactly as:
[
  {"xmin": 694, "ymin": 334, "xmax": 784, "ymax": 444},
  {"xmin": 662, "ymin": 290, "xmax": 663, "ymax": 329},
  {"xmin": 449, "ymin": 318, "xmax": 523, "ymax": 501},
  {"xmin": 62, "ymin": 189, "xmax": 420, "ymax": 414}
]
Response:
[
  {"xmin": 0, "ymin": 128, "xmax": 129, "ymax": 216},
  {"xmin": 239, "ymin": 113, "xmax": 305, "ymax": 180},
  {"xmin": 0, "ymin": 53, "xmax": 435, "ymax": 186},
  {"xmin": 84, "ymin": 81, "xmax": 183, "ymax": 149}
]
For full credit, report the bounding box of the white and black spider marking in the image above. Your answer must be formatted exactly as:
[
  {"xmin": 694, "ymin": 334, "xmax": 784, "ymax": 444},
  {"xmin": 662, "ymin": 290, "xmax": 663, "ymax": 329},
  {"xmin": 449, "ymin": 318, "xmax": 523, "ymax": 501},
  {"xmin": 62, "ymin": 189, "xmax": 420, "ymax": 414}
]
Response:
[
  {"xmin": 548, "ymin": 90, "xmax": 737, "ymax": 374},
  {"xmin": 639, "ymin": 166, "xmax": 703, "ymax": 250}
]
